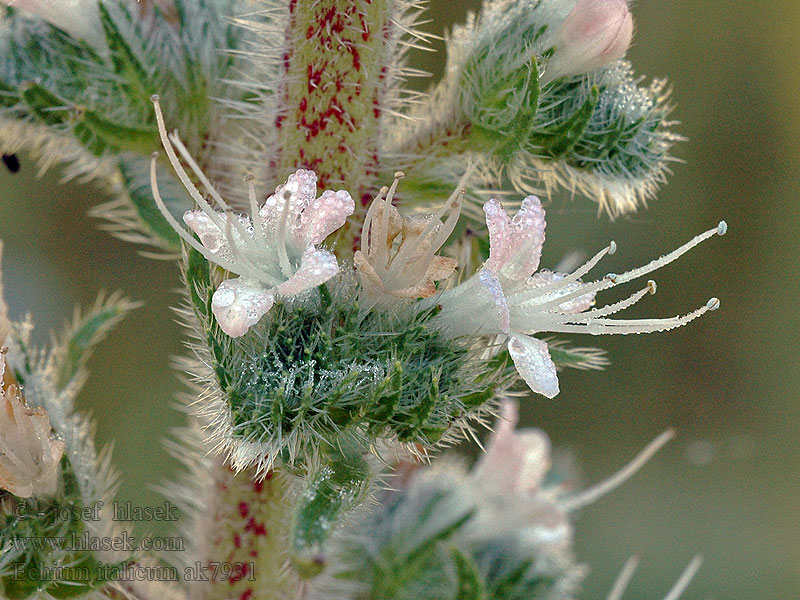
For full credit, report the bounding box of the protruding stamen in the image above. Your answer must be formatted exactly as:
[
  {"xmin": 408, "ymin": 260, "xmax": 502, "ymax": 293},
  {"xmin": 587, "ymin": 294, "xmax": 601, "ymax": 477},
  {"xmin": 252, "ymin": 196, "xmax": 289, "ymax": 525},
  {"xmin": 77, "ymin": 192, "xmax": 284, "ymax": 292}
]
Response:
[
  {"xmin": 560, "ymin": 283, "xmax": 655, "ymax": 322},
  {"xmin": 607, "ymin": 555, "xmax": 640, "ymax": 600},
  {"xmin": 663, "ymin": 556, "xmax": 703, "ymax": 600},
  {"xmin": 614, "ymin": 224, "xmax": 725, "ymax": 286},
  {"xmin": 561, "ymin": 429, "xmax": 675, "ymax": 511},
  {"xmin": 544, "ymin": 300, "xmax": 717, "ymax": 335},
  {"xmin": 149, "ymin": 156, "xmax": 244, "ymax": 276},
  {"xmin": 516, "ymin": 241, "xmax": 616, "ymax": 303},
  {"xmin": 386, "ymin": 170, "xmax": 467, "ymax": 279},
  {"xmin": 247, "ymin": 177, "xmax": 266, "ymax": 239},
  {"xmin": 167, "ymin": 132, "xmax": 257, "ymax": 249},
  {"xmin": 361, "ymin": 186, "xmax": 388, "ymax": 256},
  {"xmin": 151, "ymin": 96, "xmax": 228, "ymax": 234},
  {"xmin": 170, "ymin": 133, "xmax": 232, "ymax": 210}
]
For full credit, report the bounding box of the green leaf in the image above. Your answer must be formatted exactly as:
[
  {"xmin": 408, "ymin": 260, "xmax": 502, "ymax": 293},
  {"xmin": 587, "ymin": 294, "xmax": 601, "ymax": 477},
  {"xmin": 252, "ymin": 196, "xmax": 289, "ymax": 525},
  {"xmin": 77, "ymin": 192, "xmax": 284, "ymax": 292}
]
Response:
[
  {"xmin": 450, "ymin": 547, "xmax": 486, "ymax": 600},
  {"xmin": 53, "ymin": 294, "xmax": 139, "ymax": 391},
  {"xmin": 97, "ymin": 3, "xmax": 153, "ymax": 104},
  {"xmin": 0, "ymin": 78, "xmax": 19, "ymax": 108},
  {"xmin": 77, "ymin": 110, "xmax": 159, "ymax": 154},
  {"xmin": 184, "ymin": 245, "xmax": 212, "ymax": 319},
  {"xmin": 527, "ymin": 85, "xmax": 600, "ymax": 158},
  {"xmin": 546, "ymin": 339, "xmax": 609, "ymax": 371},
  {"xmin": 290, "ymin": 436, "xmax": 374, "ymax": 578},
  {"xmin": 20, "ymin": 82, "xmax": 108, "ymax": 156},
  {"xmin": 117, "ymin": 157, "xmax": 185, "ymax": 249},
  {"xmin": 20, "ymin": 82, "xmax": 69, "ymax": 126}
]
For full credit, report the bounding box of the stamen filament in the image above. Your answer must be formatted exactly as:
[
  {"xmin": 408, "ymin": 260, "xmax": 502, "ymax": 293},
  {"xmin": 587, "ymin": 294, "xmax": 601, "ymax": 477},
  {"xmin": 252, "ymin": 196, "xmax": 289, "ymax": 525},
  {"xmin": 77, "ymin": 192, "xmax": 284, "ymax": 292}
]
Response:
[
  {"xmin": 607, "ymin": 555, "xmax": 640, "ymax": 600},
  {"xmin": 512, "ymin": 241, "xmax": 615, "ymax": 304},
  {"xmin": 614, "ymin": 224, "xmax": 726, "ymax": 286},
  {"xmin": 536, "ymin": 300, "xmax": 716, "ymax": 335},
  {"xmin": 561, "ymin": 429, "xmax": 675, "ymax": 511},
  {"xmin": 560, "ymin": 282, "xmax": 655, "ymax": 322},
  {"xmin": 275, "ymin": 189, "xmax": 293, "ymax": 278},
  {"xmin": 662, "ymin": 556, "xmax": 703, "ymax": 600},
  {"xmin": 149, "ymin": 155, "xmax": 245, "ymax": 276},
  {"xmin": 246, "ymin": 175, "xmax": 266, "ymax": 239},
  {"xmin": 151, "ymin": 96, "xmax": 229, "ymax": 235}
]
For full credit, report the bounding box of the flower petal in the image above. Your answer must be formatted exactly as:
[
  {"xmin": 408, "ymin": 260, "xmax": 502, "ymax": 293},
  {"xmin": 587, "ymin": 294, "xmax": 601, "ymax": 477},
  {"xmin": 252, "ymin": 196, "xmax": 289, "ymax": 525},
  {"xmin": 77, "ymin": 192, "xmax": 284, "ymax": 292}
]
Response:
[
  {"xmin": 183, "ymin": 211, "xmax": 253, "ymax": 260},
  {"xmin": 473, "ymin": 400, "xmax": 552, "ymax": 494},
  {"xmin": 479, "ymin": 269, "xmax": 511, "ymax": 334},
  {"xmin": 211, "ymin": 278, "xmax": 275, "ymax": 337},
  {"xmin": 297, "ymin": 189, "xmax": 355, "ymax": 246},
  {"xmin": 275, "ymin": 247, "xmax": 339, "ymax": 297},
  {"xmin": 507, "ymin": 334, "xmax": 560, "ymax": 398},
  {"xmin": 484, "ymin": 196, "xmax": 546, "ymax": 281},
  {"xmin": 259, "ymin": 169, "xmax": 318, "ymax": 235}
]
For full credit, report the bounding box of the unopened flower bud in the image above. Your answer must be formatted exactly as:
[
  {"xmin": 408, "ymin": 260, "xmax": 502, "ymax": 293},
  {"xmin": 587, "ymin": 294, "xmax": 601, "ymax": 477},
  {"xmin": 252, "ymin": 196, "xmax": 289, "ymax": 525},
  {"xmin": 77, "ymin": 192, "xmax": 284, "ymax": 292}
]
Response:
[
  {"xmin": 546, "ymin": 0, "xmax": 633, "ymax": 81},
  {"xmin": 0, "ymin": 351, "xmax": 64, "ymax": 498}
]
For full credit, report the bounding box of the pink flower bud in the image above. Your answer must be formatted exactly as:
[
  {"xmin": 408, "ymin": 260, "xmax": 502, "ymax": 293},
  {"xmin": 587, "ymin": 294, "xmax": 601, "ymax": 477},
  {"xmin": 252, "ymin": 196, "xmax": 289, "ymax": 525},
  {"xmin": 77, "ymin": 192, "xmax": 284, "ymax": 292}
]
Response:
[{"xmin": 546, "ymin": 0, "xmax": 633, "ymax": 80}]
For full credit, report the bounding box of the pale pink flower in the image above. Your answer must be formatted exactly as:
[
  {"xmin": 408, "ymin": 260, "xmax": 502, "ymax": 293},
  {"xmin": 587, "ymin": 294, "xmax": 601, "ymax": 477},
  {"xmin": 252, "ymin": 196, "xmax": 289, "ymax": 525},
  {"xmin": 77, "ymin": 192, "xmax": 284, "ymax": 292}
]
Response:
[
  {"xmin": 470, "ymin": 400, "xmax": 571, "ymax": 553},
  {"xmin": 546, "ymin": 0, "xmax": 634, "ymax": 80},
  {"xmin": 473, "ymin": 400, "xmax": 552, "ymax": 496},
  {"xmin": 150, "ymin": 97, "xmax": 354, "ymax": 337},
  {"xmin": 433, "ymin": 195, "xmax": 724, "ymax": 398},
  {"xmin": 0, "ymin": 352, "xmax": 64, "ymax": 498}
]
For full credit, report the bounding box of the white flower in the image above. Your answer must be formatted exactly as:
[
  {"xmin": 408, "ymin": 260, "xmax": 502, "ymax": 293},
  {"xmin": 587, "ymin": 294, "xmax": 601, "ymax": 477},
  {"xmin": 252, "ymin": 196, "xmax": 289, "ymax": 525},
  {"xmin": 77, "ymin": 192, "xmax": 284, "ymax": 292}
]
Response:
[
  {"xmin": 1, "ymin": 0, "xmax": 104, "ymax": 50},
  {"xmin": 545, "ymin": 0, "xmax": 634, "ymax": 81},
  {"xmin": 0, "ymin": 350, "xmax": 64, "ymax": 498},
  {"xmin": 150, "ymin": 96, "xmax": 354, "ymax": 337},
  {"xmin": 469, "ymin": 400, "xmax": 571, "ymax": 554},
  {"xmin": 354, "ymin": 172, "xmax": 459, "ymax": 307},
  {"xmin": 433, "ymin": 195, "xmax": 725, "ymax": 398}
]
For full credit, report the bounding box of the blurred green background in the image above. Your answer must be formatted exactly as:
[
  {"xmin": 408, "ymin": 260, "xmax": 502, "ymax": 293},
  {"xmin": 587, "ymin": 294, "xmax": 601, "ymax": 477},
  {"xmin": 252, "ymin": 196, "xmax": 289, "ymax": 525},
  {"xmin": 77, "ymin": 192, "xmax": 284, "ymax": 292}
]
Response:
[{"xmin": 1, "ymin": 1, "xmax": 798, "ymax": 598}]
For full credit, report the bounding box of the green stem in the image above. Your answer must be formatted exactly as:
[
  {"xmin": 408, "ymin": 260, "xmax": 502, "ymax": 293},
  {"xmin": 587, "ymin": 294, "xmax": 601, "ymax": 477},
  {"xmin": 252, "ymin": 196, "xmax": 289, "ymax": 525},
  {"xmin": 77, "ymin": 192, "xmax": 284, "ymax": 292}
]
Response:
[
  {"xmin": 196, "ymin": 463, "xmax": 299, "ymax": 600},
  {"xmin": 273, "ymin": 0, "xmax": 394, "ymax": 252}
]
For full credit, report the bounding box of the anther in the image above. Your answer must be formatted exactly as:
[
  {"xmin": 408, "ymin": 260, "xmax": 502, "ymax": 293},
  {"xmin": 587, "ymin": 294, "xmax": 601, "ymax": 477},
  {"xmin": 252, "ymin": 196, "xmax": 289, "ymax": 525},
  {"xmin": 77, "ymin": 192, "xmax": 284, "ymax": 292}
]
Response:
[
  {"xmin": 647, "ymin": 280, "xmax": 656, "ymax": 294},
  {"xmin": 706, "ymin": 297, "xmax": 720, "ymax": 310},
  {"xmin": 150, "ymin": 94, "xmax": 160, "ymax": 103},
  {"xmin": 605, "ymin": 273, "xmax": 619, "ymax": 283},
  {"xmin": 717, "ymin": 221, "xmax": 727, "ymax": 236},
  {"xmin": 151, "ymin": 151, "xmax": 160, "ymax": 159},
  {"xmin": 393, "ymin": 171, "xmax": 405, "ymax": 179},
  {"xmin": 608, "ymin": 240, "xmax": 617, "ymax": 255},
  {"xmin": 244, "ymin": 174, "xmax": 254, "ymax": 182}
]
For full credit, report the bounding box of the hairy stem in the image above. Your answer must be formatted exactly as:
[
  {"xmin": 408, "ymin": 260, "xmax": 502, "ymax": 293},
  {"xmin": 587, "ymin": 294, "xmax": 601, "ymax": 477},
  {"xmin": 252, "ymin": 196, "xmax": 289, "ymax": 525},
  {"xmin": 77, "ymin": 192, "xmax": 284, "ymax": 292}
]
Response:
[
  {"xmin": 273, "ymin": 0, "xmax": 395, "ymax": 250},
  {"xmin": 194, "ymin": 463, "xmax": 299, "ymax": 600}
]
